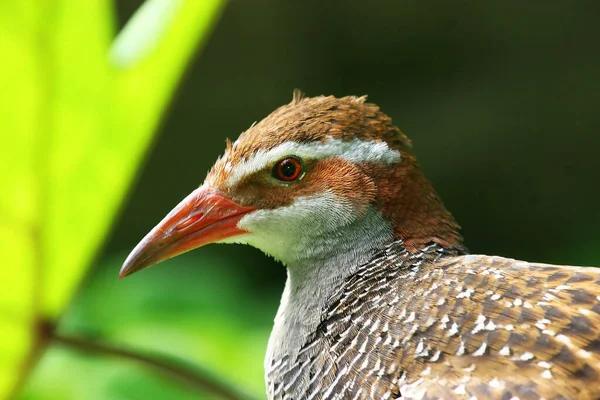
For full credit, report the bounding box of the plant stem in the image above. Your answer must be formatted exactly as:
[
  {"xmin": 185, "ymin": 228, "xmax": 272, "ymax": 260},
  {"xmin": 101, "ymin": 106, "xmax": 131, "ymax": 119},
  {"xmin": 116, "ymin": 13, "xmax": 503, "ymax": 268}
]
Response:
[{"xmin": 51, "ymin": 332, "xmax": 257, "ymax": 400}]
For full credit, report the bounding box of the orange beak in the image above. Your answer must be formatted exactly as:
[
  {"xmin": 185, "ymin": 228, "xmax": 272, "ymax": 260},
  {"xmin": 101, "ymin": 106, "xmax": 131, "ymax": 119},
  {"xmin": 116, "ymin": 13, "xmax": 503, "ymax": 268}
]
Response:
[{"xmin": 119, "ymin": 185, "xmax": 255, "ymax": 279}]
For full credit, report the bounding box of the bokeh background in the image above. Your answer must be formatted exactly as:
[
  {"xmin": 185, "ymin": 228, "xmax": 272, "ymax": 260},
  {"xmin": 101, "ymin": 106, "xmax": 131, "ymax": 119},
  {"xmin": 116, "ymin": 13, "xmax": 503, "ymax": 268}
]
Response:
[{"xmin": 5, "ymin": 1, "xmax": 600, "ymax": 399}]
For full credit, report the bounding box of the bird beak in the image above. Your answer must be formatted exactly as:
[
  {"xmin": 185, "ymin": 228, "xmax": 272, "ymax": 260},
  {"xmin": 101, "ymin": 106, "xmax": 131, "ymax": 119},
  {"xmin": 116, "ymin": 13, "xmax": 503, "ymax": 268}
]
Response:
[{"xmin": 119, "ymin": 185, "xmax": 255, "ymax": 279}]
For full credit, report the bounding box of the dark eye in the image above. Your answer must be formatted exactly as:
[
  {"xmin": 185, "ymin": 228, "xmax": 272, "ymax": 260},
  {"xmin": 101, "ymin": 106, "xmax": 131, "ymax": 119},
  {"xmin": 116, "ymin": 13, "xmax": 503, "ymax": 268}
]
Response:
[{"xmin": 273, "ymin": 157, "xmax": 303, "ymax": 181}]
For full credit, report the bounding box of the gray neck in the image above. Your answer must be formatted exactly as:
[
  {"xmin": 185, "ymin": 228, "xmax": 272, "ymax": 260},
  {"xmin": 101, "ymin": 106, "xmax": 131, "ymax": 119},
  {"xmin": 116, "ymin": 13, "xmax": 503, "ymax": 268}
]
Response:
[{"xmin": 265, "ymin": 207, "xmax": 394, "ymax": 369}]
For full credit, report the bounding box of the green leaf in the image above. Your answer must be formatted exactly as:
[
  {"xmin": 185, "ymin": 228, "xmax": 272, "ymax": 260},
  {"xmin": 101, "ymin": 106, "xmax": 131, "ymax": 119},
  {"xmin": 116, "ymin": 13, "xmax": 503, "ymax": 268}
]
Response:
[{"xmin": 0, "ymin": 0, "xmax": 225, "ymax": 397}]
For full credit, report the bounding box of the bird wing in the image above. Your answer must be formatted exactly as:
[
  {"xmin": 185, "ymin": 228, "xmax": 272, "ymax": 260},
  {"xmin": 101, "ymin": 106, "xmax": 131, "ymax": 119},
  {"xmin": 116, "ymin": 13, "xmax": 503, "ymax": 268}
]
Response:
[
  {"xmin": 319, "ymin": 250, "xmax": 600, "ymax": 400},
  {"xmin": 397, "ymin": 254, "xmax": 600, "ymax": 400},
  {"xmin": 399, "ymin": 353, "xmax": 592, "ymax": 399}
]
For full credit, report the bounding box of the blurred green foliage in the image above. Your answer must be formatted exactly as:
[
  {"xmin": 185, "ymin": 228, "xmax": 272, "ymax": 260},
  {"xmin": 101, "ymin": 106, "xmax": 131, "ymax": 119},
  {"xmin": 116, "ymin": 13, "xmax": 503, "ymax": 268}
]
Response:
[
  {"xmin": 22, "ymin": 252, "xmax": 275, "ymax": 399},
  {"xmin": 0, "ymin": 0, "xmax": 225, "ymax": 398}
]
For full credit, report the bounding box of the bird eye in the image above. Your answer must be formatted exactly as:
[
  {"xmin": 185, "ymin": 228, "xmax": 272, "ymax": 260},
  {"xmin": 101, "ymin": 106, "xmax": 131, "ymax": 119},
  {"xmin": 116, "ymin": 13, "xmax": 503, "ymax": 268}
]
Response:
[{"xmin": 273, "ymin": 157, "xmax": 303, "ymax": 182}]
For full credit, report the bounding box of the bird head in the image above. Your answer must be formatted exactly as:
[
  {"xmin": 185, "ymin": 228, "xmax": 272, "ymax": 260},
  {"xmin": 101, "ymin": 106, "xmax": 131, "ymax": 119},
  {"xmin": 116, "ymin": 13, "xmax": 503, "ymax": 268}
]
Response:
[{"xmin": 120, "ymin": 92, "xmax": 462, "ymax": 278}]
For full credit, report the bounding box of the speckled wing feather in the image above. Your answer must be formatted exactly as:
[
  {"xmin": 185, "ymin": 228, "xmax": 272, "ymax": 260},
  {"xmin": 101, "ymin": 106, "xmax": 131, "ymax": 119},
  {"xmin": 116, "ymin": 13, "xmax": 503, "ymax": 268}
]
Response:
[
  {"xmin": 267, "ymin": 242, "xmax": 600, "ymax": 399},
  {"xmin": 400, "ymin": 354, "xmax": 594, "ymax": 400},
  {"xmin": 409, "ymin": 254, "xmax": 600, "ymax": 400}
]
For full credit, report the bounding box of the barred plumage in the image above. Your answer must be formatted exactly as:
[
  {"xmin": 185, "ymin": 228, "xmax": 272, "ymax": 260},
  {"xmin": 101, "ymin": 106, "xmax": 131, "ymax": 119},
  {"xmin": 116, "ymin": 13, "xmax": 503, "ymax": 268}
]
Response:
[{"xmin": 265, "ymin": 240, "xmax": 600, "ymax": 399}]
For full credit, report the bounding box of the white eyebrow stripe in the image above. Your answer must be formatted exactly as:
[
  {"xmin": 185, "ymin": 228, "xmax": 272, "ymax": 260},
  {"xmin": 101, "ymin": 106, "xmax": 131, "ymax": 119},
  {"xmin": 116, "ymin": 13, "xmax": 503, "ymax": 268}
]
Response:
[{"xmin": 225, "ymin": 137, "xmax": 401, "ymax": 186}]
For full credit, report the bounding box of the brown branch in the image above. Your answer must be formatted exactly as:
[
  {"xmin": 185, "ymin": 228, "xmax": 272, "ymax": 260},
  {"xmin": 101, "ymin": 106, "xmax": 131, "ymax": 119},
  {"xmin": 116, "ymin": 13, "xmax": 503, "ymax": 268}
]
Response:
[
  {"xmin": 51, "ymin": 332, "xmax": 256, "ymax": 400},
  {"xmin": 6, "ymin": 321, "xmax": 51, "ymax": 400}
]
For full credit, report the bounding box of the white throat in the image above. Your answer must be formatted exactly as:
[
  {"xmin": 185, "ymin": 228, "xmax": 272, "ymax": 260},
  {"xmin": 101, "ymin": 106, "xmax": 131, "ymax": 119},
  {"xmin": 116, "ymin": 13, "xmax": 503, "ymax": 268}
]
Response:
[
  {"xmin": 267, "ymin": 205, "xmax": 393, "ymax": 361},
  {"xmin": 229, "ymin": 194, "xmax": 394, "ymax": 372}
]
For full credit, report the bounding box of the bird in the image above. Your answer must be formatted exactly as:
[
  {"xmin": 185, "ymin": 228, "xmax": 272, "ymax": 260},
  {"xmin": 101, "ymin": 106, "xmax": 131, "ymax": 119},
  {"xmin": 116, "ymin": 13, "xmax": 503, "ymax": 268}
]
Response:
[{"xmin": 120, "ymin": 91, "xmax": 600, "ymax": 400}]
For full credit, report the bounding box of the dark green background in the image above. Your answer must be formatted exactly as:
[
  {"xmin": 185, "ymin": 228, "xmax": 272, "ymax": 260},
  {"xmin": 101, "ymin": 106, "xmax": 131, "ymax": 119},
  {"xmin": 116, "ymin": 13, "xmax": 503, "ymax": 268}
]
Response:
[{"xmin": 30, "ymin": 1, "xmax": 599, "ymax": 398}]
